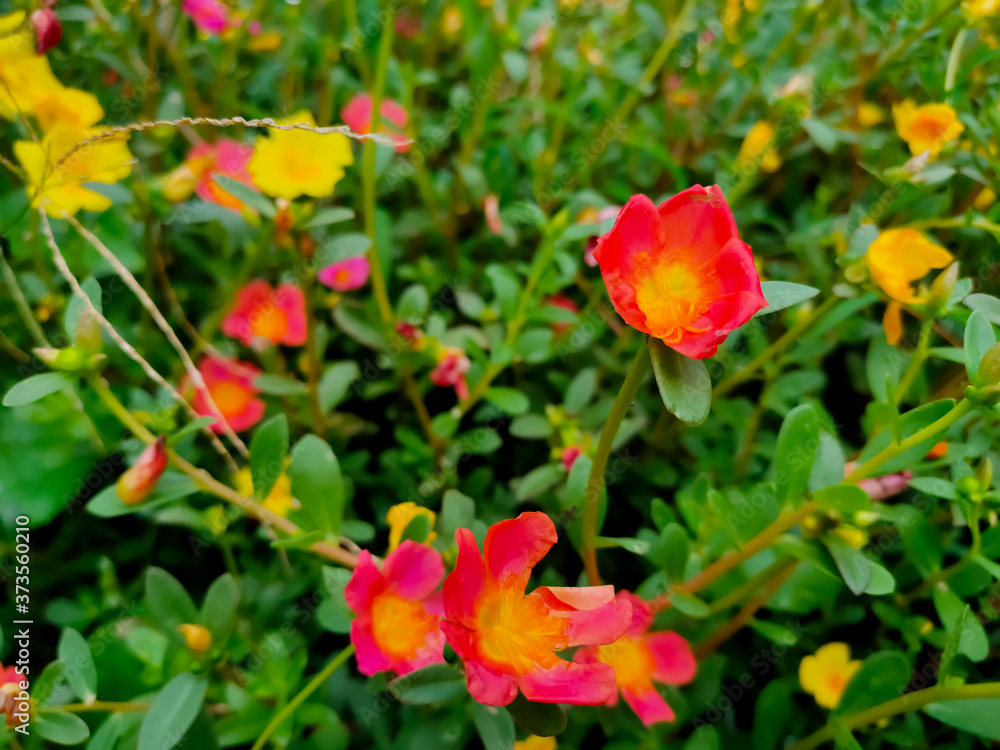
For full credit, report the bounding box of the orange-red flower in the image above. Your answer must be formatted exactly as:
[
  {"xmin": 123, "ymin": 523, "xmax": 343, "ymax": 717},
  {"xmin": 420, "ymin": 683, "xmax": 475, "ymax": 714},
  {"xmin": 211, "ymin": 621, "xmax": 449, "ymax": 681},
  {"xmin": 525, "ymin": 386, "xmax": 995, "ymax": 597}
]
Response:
[
  {"xmin": 441, "ymin": 512, "xmax": 632, "ymax": 706},
  {"xmin": 185, "ymin": 139, "xmax": 257, "ymax": 211},
  {"xmin": 188, "ymin": 356, "xmax": 265, "ymax": 433},
  {"xmin": 574, "ymin": 591, "xmax": 696, "ymax": 725},
  {"xmin": 341, "ymin": 94, "xmax": 410, "ymax": 153},
  {"xmin": 346, "ymin": 541, "xmax": 446, "ymax": 676},
  {"xmin": 593, "ymin": 186, "xmax": 766, "ymax": 358},
  {"xmin": 430, "ymin": 346, "xmax": 470, "ymax": 400},
  {"xmin": 221, "ymin": 280, "xmax": 307, "ymax": 348},
  {"xmin": 116, "ymin": 437, "xmax": 168, "ymax": 505},
  {"xmin": 0, "ymin": 664, "xmax": 27, "ymax": 728}
]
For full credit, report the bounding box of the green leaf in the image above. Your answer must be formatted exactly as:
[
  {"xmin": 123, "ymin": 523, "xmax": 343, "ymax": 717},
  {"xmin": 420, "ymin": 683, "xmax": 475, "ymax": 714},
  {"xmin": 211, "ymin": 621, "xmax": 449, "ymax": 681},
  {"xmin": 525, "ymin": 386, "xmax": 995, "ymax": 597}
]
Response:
[
  {"xmin": 396, "ymin": 284, "xmax": 430, "ymax": 321},
  {"xmin": 304, "ymin": 206, "xmax": 355, "ymax": 228},
  {"xmin": 964, "ymin": 309, "xmax": 996, "ymax": 381},
  {"xmin": 669, "ymin": 592, "xmax": 710, "ymax": 618},
  {"xmin": 400, "ymin": 513, "xmax": 433, "ymax": 545},
  {"xmin": 35, "ymin": 710, "xmax": 91, "ymax": 745},
  {"xmin": 253, "ymin": 373, "xmax": 309, "ymax": 396},
  {"xmin": 333, "ymin": 304, "xmax": 386, "ymax": 348},
  {"xmin": 440, "ymin": 490, "xmax": 476, "ymax": 541},
  {"xmin": 974, "ymin": 554, "xmax": 1000, "ymax": 579},
  {"xmin": 473, "ymin": 702, "xmax": 515, "ymax": 750},
  {"xmin": 855, "ymin": 400, "xmax": 954, "ymax": 475},
  {"xmin": 57, "ymin": 628, "xmax": 97, "ymax": 702},
  {"xmin": 388, "ymin": 663, "xmax": 467, "ymax": 704},
  {"xmin": 249, "ymin": 414, "xmax": 289, "ymax": 500},
  {"xmin": 200, "ymin": 573, "xmax": 240, "ymax": 646},
  {"xmin": 167, "ymin": 416, "xmax": 217, "ymax": 446},
  {"xmin": 87, "ymin": 473, "xmax": 198, "ymax": 518},
  {"xmin": 318, "ymin": 567, "xmax": 353, "ymax": 634},
  {"xmin": 591, "ymin": 536, "xmax": 650, "ymax": 555},
  {"xmin": 485, "ymin": 386, "xmax": 530, "ymax": 416},
  {"xmin": 753, "ymin": 680, "xmax": 791, "ymax": 750},
  {"xmin": 271, "ymin": 529, "xmax": 325, "ymax": 549},
  {"xmin": 145, "ymin": 567, "xmax": 199, "ymax": 630},
  {"xmin": 212, "ymin": 174, "xmax": 275, "ymax": 217},
  {"xmin": 485, "ymin": 264, "xmax": 522, "ymax": 320},
  {"xmin": 650, "ymin": 339, "xmax": 710, "ymax": 426},
  {"xmin": 318, "ymin": 361, "xmax": 361, "ymax": 413},
  {"xmin": 823, "ymin": 534, "xmax": 871, "ymax": 595},
  {"xmin": 508, "ymin": 414, "xmax": 552, "ymax": 439},
  {"xmin": 831, "ymin": 721, "xmax": 863, "ymax": 750},
  {"xmin": 801, "ymin": 118, "xmax": 839, "ymax": 153},
  {"xmin": 3, "ymin": 373, "xmax": 72, "ymax": 407},
  {"xmin": 515, "ymin": 464, "xmax": 564, "ymax": 501},
  {"xmin": 924, "ymin": 699, "xmax": 1000, "ymax": 740},
  {"xmin": 864, "ymin": 560, "xmax": 896, "ymax": 596},
  {"xmin": 773, "ymin": 404, "xmax": 820, "ymax": 505},
  {"xmin": 812, "ymin": 484, "xmax": 870, "ymax": 513},
  {"xmin": 564, "ymin": 368, "xmax": 597, "ymax": 413},
  {"xmin": 908, "ymin": 476, "xmax": 958, "ymax": 500},
  {"xmin": 505, "ymin": 692, "xmax": 566, "ymax": 737},
  {"xmin": 809, "ymin": 432, "xmax": 846, "ymax": 491},
  {"xmin": 137, "ymin": 673, "xmax": 208, "ymax": 750},
  {"xmin": 755, "ymin": 281, "xmax": 820, "ymax": 317},
  {"xmin": 834, "ymin": 651, "xmax": 910, "ymax": 716},
  {"xmin": 288, "ymin": 434, "xmax": 345, "ymax": 538},
  {"xmin": 934, "ymin": 587, "xmax": 988, "ymax": 661},
  {"xmin": 964, "ymin": 292, "xmax": 1000, "ymax": 324},
  {"xmin": 500, "ymin": 49, "xmax": 528, "ymax": 83},
  {"xmin": 652, "ymin": 523, "xmax": 689, "ymax": 582},
  {"xmin": 684, "ymin": 725, "xmax": 720, "ymax": 750}
]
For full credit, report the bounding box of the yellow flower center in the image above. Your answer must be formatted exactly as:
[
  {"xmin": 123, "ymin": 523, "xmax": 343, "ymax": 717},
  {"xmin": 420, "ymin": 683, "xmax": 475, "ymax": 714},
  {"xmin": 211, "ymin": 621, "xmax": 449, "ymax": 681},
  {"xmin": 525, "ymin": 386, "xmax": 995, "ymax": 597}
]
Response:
[
  {"xmin": 597, "ymin": 636, "xmax": 656, "ymax": 692},
  {"xmin": 370, "ymin": 592, "xmax": 436, "ymax": 661},
  {"xmin": 634, "ymin": 254, "xmax": 713, "ymax": 342},
  {"xmin": 476, "ymin": 581, "xmax": 568, "ymax": 674},
  {"xmin": 209, "ymin": 381, "xmax": 253, "ymax": 417},
  {"xmin": 250, "ymin": 304, "xmax": 288, "ymax": 343}
]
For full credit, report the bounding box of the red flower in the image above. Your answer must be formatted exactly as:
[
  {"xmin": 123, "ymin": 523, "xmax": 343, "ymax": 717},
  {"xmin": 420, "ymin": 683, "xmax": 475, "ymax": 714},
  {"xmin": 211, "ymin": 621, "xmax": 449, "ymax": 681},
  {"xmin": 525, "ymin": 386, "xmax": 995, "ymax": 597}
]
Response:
[
  {"xmin": 221, "ymin": 280, "xmax": 307, "ymax": 348},
  {"xmin": 594, "ymin": 186, "xmax": 766, "ymax": 359},
  {"xmin": 186, "ymin": 139, "xmax": 258, "ymax": 212},
  {"xmin": 341, "ymin": 94, "xmax": 410, "ymax": 153},
  {"xmin": 575, "ymin": 591, "xmax": 697, "ymax": 725},
  {"xmin": 188, "ymin": 357, "xmax": 265, "ymax": 433},
  {"xmin": 441, "ymin": 512, "xmax": 632, "ymax": 706},
  {"xmin": 346, "ymin": 542, "xmax": 446, "ymax": 676},
  {"xmin": 430, "ymin": 347, "xmax": 470, "ymax": 400}
]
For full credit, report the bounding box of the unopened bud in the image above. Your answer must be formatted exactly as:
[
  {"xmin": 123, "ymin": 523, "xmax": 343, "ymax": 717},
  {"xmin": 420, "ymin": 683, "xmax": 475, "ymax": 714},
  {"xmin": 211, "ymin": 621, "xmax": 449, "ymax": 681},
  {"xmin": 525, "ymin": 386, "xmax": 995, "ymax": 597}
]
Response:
[
  {"xmin": 116, "ymin": 437, "xmax": 168, "ymax": 505},
  {"xmin": 975, "ymin": 458, "xmax": 993, "ymax": 491},
  {"xmin": 965, "ymin": 383, "xmax": 1000, "ymax": 407},
  {"xmin": 275, "ymin": 199, "xmax": 294, "ymax": 233},
  {"xmin": 162, "ymin": 164, "xmax": 198, "ymax": 202},
  {"xmin": 75, "ymin": 307, "xmax": 103, "ymax": 354},
  {"xmin": 956, "ymin": 475, "xmax": 981, "ymax": 501},
  {"xmin": 176, "ymin": 623, "xmax": 212, "ymax": 652},
  {"xmin": 976, "ymin": 342, "xmax": 1000, "ymax": 386},
  {"xmin": 31, "ymin": 8, "xmax": 62, "ymax": 54},
  {"xmin": 930, "ymin": 262, "xmax": 960, "ymax": 307}
]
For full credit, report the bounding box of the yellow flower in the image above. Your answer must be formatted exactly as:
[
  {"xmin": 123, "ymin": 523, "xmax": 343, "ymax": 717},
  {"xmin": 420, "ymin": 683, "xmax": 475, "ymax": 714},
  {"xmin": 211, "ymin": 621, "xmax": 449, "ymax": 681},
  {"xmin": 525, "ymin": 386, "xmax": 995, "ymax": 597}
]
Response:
[
  {"xmin": 736, "ymin": 121, "xmax": 781, "ymax": 174},
  {"xmin": 974, "ymin": 187, "xmax": 996, "ymax": 211},
  {"xmin": 0, "ymin": 11, "xmax": 61, "ymax": 120},
  {"xmin": 892, "ymin": 100, "xmax": 964, "ymax": 156},
  {"xmin": 176, "ymin": 623, "xmax": 212, "ymax": 652},
  {"xmin": 514, "ymin": 737, "xmax": 557, "ymax": 750},
  {"xmin": 857, "ymin": 102, "xmax": 885, "ymax": 128},
  {"xmin": 386, "ymin": 502, "xmax": 437, "ymax": 552},
  {"xmin": 15, "ymin": 125, "xmax": 132, "ymax": 217},
  {"xmin": 233, "ymin": 465, "xmax": 298, "ymax": 517},
  {"xmin": 32, "ymin": 87, "xmax": 104, "ymax": 132},
  {"xmin": 964, "ymin": 0, "xmax": 1000, "ymax": 19},
  {"xmin": 247, "ymin": 110, "xmax": 353, "ymax": 200},
  {"xmin": 799, "ymin": 643, "xmax": 862, "ymax": 709},
  {"xmin": 866, "ymin": 228, "xmax": 953, "ymax": 305},
  {"xmin": 442, "ymin": 6, "xmax": 463, "ymax": 36},
  {"xmin": 247, "ymin": 32, "xmax": 282, "ymax": 52},
  {"xmin": 833, "ymin": 527, "xmax": 868, "ymax": 549}
]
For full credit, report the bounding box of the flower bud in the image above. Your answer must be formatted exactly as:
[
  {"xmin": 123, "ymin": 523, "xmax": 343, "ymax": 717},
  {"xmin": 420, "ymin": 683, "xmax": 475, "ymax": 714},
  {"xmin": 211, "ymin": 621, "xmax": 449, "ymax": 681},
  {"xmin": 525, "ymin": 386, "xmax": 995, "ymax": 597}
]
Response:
[
  {"xmin": 176, "ymin": 623, "xmax": 212, "ymax": 652},
  {"xmin": 162, "ymin": 164, "xmax": 198, "ymax": 202},
  {"xmin": 116, "ymin": 437, "xmax": 168, "ymax": 505},
  {"xmin": 976, "ymin": 342, "xmax": 1000, "ymax": 386},
  {"xmin": 965, "ymin": 383, "xmax": 1000, "ymax": 407},
  {"xmin": 929, "ymin": 262, "xmax": 960, "ymax": 307},
  {"xmin": 956, "ymin": 475, "xmax": 981, "ymax": 501},
  {"xmin": 975, "ymin": 458, "xmax": 993, "ymax": 492},
  {"xmin": 34, "ymin": 346, "xmax": 85, "ymax": 371},
  {"xmin": 31, "ymin": 8, "xmax": 62, "ymax": 54},
  {"xmin": 75, "ymin": 307, "xmax": 103, "ymax": 354}
]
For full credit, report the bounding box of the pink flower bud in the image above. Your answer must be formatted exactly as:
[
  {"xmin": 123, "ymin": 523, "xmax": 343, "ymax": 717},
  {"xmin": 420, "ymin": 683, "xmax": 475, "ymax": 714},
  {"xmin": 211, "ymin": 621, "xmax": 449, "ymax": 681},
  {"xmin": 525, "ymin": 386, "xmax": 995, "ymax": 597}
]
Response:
[
  {"xmin": 32, "ymin": 8, "xmax": 62, "ymax": 54},
  {"xmin": 117, "ymin": 437, "xmax": 168, "ymax": 506}
]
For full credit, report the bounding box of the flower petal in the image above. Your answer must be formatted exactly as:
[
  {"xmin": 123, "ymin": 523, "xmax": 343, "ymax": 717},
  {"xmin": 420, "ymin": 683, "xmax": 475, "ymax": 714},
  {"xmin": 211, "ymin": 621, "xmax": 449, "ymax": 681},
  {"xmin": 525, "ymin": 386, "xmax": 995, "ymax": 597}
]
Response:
[
  {"xmin": 532, "ymin": 585, "xmax": 632, "ymax": 646},
  {"xmin": 620, "ymin": 685, "xmax": 676, "ymax": 725},
  {"xmin": 464, "ymin": 660, "xmax": 519, "ymax": 706},
  {"xmin": 351, "ymin": 617, "xmax": 394, "ymax": 676},
  {"xmin": 275, "ymin": 284, "xmax": 307, "ymax": 346},
  {"xmin": 344, "ymin": 550, "xmax": 385, "ymax": 613},
  {"xmin": 483, "ymin": 511, "xmax": 557, "ymax": 584},
  {"xmin": 655, "ymin": 184, "xmax": 738, "ymax": 263},
  {"xmin": 443, "ymin": 528, "xmax": 485, "ymax": 621},
  {"xmin": 646, "ymin": 632, "xmax": 698, "ymax": 685},
  {"xmin": 383, "ymin": 541, "xmax": 445, "ymax": 601},
  {"xmin": 519, "ymin": 661, "xmax": 617, "ymax": 706},
  {"xmin": 617, "ymin": 591, "xmax": 654, "ymax": 637}
]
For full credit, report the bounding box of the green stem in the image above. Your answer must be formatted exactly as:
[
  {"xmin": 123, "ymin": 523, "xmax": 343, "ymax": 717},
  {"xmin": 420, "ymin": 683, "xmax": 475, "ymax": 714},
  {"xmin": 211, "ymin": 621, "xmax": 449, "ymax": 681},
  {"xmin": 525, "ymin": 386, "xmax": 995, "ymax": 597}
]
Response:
[
  {"xmin": 581, "ymin": 345, "xmax": 651, "ymax": 585},
  {"xmin": 251, "ymin": 644, "xmax": 356, "ymax": 750},
  {"xmin": 343, "ymin": 0, "xmax": 372, "ymax": 87},
  {"xmin": 0, "ymin": 240, "xmax": 48, "ymax": 348},
  {"xmin": 57, "ymin": 701, "xmax": 150, "ymax": 713},
  {"xmin": 787, "ymin": 682, "xmax": 1000, "ymax": 750},
  {"xmin": 363, "ymin": 12, "xmax": 396, "ymax": 329},
  {"xmin": 845, "ymin": 399, "xmax": 973, "ymax": 482},
  {"xmin": 303, "ymin": 280, "xmax": 325, "ymax": 435},
  {"xmin": 706, "ymin": 555, "xmax": 797, "ymax": 615},
  {"xmin": 895, "ymin": 315, "xmax": 934, "ymax": 405}
]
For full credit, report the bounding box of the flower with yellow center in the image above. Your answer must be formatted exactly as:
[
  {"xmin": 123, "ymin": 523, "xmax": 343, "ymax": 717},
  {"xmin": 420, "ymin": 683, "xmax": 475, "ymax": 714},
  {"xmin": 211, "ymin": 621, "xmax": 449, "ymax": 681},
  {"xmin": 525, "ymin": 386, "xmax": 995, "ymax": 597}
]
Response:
[
  {"xmin": 0, "ymin": 11, "xmax": 61, "ymax": 120},
  {"xmin": 386, "ymin": 502, "xmax": 437, "ymax": 552},
  {"xmin": 14, "ymin": 125, "xmax": 132, "ymax": 217},
  {"xmin": 31, "ymin": 87, "xmax": 104, "ymax": 132},
  {"xmin": 892, "ymin": 100, "xmax": 964, "ymax": 156},
  {"xmin": 736, "ymin": 121, "xmax": 781, "ymax": 173},
  {"xmin": 514, "ymin": 737, "xmax": 557, "ymax": 750},
  {"xmin": 799, "ymin": 643, "xmax": 862, "ymax": 709},
  {"xmin": 233, "ymin": 464, "xmax": 298, "ymax": 517},
  {"xmin": 247, "ymin": 110, "xmax": 353, "ymax": 200},
  {"xmin": 964, "ymin": 0, "xmax": 1000, "ymax": 19}
]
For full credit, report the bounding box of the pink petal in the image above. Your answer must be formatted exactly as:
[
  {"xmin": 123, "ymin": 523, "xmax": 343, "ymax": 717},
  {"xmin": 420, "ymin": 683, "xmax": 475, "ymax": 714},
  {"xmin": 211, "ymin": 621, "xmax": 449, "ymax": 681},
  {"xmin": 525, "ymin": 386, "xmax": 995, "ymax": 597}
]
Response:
[
  {"xmin": 351, "ymin": 617, "xmax": 394, "ymax": 676},
  {"xmin": 439, "ymin": 618, "xmax": 478, "ymax": 663},
  {"xmin": 221, "ymin": 280, "xmax": 273, "ymax": 346},
  {"xmin": 344, "ymin": 550, "xmax": 385, "ymax": 613},
  {"xmin": 465, "ymin": 660, "xmax": 519, "ymax": 706},
  {"xmin": 618, "ymin": 591, "xmax": 654, "ymax": 637},
  {"xmin": 646, "ymin": 632, "xmax": 698, "ymax": 685},
  {"xmin": 342, "ymin": 95, "xmax": 374, "ymax": 134},
  {"xmin": 381, "ymin": 98, "xmax": 409, "ymax": 128},
  {"xmin": 519, "ymin": 661, "xmax": 617, "ymax": 706},
  {"xmin": 621, "ymin": 685, "xmax": 676, "ymax": 726},
  {"xmin": 317, "ymin": 257, "xmax": 371, "ymax": 292},
  {"xmin": 570, "ymin": 647, "xmax": 619, "ymax": 706},
  {"xmin": 219, "ymin": 397, "xmax": 265, "ymax": 433},
  {"xmin": 199, "ymin": 356, "xmax": 260, "ymax": 391},
  {"xmin": 383, "ymin": 541, "xmax": 445, "ymax": 601},
  {"xmin": 533, "ymin": 586, "xmax": 632, "ymax": 646},
  {"xmin": 274, "ymin": 284, "xmax": 307, "ymax": 346},
  {"xmin": 483, "ymin": 511, "xmax": 557, "ymax": 584},
  {"xmin": 443, "ymin": 529, "xmax": 485, "ymax": 621}
]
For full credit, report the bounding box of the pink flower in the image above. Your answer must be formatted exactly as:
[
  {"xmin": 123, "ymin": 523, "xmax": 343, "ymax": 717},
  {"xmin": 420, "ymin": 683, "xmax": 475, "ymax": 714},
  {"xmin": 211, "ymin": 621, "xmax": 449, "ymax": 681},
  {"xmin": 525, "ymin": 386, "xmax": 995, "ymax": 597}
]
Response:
[
  {"xmin": 345, "ymin": 541, "xmax": 446, "ymax": 676},
  {"xmin": 430, "ymin": 347, "xmax": 470, "ymax": 400},
  {"xmin": 188, "ymin": 356, "xmax": 265, "ymax": 433},
  {"xmin": 575, "ymin": 591, "xmax": 697, "ymax": 725},
  {"xmin": 186, "ymin": 139, "xmax": 258, "ymax": 212},
  {"xmin": 32, "ymin": 8, "xmax": 62, "ymax": 54},
  {"xmin": 484, "ymin": 194, "xmax": 502, "ymax": 234},
  {"xmin": 585, "ymin": 206, "xmax": 622, "ymax": 267},
  {"xmin": 221, "ymin": 280, "xmax": 307, "ymax": 348},
  {"xmin": 843, "ymin": 462, "xmax": 912, "ymax": 501},
  {"xmin": 317, "ymin": 256, "xmax": 371, "ymax": 292},
  {"xmin": 341, "ymin": 94, "xmax": 410, "ymax": 153},
  {"xmin": 561, "ymin": 446, "xmax": 583, "ymax": 472},
  {"xmin": 441, "ymin": 512, "xmax": 633, "ymax": 706},
  {"xmin": 182, "ymin": 0, "xmax": 232, "ymax": 34}
]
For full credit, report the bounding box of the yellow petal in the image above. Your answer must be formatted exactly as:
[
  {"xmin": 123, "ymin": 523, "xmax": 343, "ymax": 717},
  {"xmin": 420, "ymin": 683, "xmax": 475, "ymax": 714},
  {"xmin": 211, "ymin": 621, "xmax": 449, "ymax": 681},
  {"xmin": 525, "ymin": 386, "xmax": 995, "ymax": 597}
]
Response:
[{"xmin": 884, "ymin": 301, "xmax": 903, "ymax": 345}]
